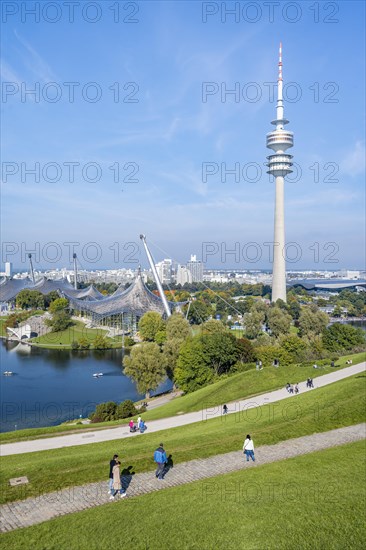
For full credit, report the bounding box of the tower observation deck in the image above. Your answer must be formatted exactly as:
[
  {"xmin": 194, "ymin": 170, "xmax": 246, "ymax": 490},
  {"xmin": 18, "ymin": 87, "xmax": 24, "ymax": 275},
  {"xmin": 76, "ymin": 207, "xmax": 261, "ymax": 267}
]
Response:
[{"xmin": 266, "ymin": 43, "xmax": 294, "ymax": 303}]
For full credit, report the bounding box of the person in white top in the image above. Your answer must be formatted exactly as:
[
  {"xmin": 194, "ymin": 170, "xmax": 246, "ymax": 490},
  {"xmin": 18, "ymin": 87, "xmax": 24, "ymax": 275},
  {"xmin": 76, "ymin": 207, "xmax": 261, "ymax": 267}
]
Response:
[{"xmin": 243, "ymin": 434, "xmax": 255, "ymax": 462}]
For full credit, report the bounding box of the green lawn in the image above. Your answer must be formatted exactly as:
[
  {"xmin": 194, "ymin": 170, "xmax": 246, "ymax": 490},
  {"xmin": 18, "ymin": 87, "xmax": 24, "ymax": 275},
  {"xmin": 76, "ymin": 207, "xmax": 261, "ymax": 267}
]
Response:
[
  {"xmin": 2, "ymin": 440, "xmax": 365, "ymax": 550},
  {"xmin": 30, "ymin": 320, "xmax": 121, "ymax": 349},
  {"xmin": 1, "ymin": 373, "xmax": 365, "ymax": 505},
  {"xmin": 0, "ymin": 317, "xmax": 9, "ymax": 337},
  {"xmin": 0, "ymin": 352, "xmax": 364, "ymax": 444}
]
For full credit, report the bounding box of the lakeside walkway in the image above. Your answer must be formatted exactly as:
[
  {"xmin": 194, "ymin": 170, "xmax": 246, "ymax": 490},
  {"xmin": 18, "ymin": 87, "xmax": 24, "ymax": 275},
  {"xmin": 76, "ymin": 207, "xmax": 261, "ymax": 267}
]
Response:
[
  {"xmin": 1, "ymin": 362, "xmax": 364, "ymax": 457},
  {"xmin": 1, "ymin": 423, "xmax": 365, "ymax": 533}
]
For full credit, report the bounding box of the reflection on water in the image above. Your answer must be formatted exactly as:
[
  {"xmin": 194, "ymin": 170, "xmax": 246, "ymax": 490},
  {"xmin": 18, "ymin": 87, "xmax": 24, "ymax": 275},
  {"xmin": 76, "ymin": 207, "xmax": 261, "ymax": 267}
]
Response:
[{"xmin": 0, "ymin": 341, "xmax": 172, "ymax": 432}]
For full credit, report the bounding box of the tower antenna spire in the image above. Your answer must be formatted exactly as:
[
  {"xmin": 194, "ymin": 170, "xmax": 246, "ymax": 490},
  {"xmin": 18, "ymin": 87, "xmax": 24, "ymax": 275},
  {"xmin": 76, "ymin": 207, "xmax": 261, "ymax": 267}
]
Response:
[{"xmin": 278, "ymin": 41, "xmax": 283, "ymax": 81}]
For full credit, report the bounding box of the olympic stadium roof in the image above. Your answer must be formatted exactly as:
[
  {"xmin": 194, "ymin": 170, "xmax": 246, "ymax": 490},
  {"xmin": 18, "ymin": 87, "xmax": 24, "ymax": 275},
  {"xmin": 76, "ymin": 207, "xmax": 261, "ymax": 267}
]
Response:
[
  {"xmin": 67, "ymin": 272, "xmax": 183, "ymax": 318},
  {"xmin": 0, "ymin": 277, "xmax": 104, "ymax": 303},
  {"xmin": 62, "ymin": 285, "xmax": 105, "ymax": 301}
]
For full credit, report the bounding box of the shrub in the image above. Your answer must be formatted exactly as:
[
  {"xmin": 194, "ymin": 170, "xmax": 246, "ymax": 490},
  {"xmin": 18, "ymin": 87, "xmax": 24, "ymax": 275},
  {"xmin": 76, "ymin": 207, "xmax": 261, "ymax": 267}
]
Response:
[
  {"xmin": 116, "ymin": 399, "xmax": 138, "ymax": 419},
  {"xmin": 92, "ymin": 401, "xmax": 117, "ymax": 422},
  {"xmin": 78, "ymin": 337, "xmax": 91, "ymax": 349},
  {"xmin": 71, "ymin": 341, "xmax": 80, "ymax": 350}
]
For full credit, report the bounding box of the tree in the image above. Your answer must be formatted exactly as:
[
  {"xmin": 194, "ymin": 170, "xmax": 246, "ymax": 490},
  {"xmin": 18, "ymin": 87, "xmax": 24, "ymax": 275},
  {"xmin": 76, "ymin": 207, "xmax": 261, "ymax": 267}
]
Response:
[
  {"xmin": 166, "ymin": 314, "xmax": 191, "ymax": 340},
  {"xmin": 175, "ymin": 338, "xmax": 213, "ymax": 393},
  {"xmin": 49, "ymin": 297, "xmax": 69, "ymax": 314},
  {"xmin": 91, "ymin": 401, "xmax": 117, "ymax": 422},
  {"xmin": 16, "ymin": 289, "xmax": 45, "ymax": 310},
  {"xmin": 279, "ymin": 334, "xmax": 307, "ymax": 361},
  {"xmin": 244, "ymin": 311, "xmax": 264, "ymax": 339},
  {"xmin": 201, "ymin": 319, "xmax": 228, "ymax": 334},
  {"xmin": 138, "ymin": 312, "xmax": 166, "ymax": 342},
  {"xmin": 322, "ymin": 323, "xmax": 365, "ymax": 352},
  {"xmin": 78, "ymin": 337, "xmax": 91, "ymax": 349},
  {"xmin": 162, "ymin": 337, "xmax": 184, "ymax": 381},
  {"xmin": 185, "ymin": 300, "xmax": 212, "ymax": 324},
  {"xmin": 116, "ymin": 399, "xmax": 138, "ymax": 419},
  {"xmin": 45, "ymin": 310, "xmax": 72, "ymax": 332},
  {"xmin": 266, "ymin": 307, "xmax": 292, "ymax": 338},
  {"xmin": 298, "ymin": 307, "xmax": 329, "ymax": 339},
  {"xmin": 236, "ymin": 338, "xmax": 255, "ymax": 363},
  {"xmin": 123, "ymin": 342, "xmax": 166, "ymax": 398},
  {"xmin": 93, "ymin": 335, "xmax": 109, "ymax": 349},
  {"xmin": 202, "ymin": 332, "xmax": 239, "ymax": 375}
]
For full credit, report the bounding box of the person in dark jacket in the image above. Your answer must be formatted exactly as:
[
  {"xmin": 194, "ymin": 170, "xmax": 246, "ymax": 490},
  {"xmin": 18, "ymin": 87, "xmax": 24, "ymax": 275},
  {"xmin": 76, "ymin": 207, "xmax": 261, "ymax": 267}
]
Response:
[
  {"xmin": 154, "ymin": 443, "xmax": 167, "ymax": 480},
  {"xmin": 108, "ymin": 454, "xmax": 118, "ymax": 494}
]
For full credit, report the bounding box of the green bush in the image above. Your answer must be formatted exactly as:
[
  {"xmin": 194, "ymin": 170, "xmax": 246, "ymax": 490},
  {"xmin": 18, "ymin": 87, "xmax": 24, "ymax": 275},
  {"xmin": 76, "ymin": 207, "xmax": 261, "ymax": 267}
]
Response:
[
  {"xmin": 71, "ymin": 341, "xmax": 80, "ymax": 350},
  {"xmin": 78, "ymin": 337, "xmax": 91, "ymax": 349},
  {"xmin": 116, "ymin": 399, "xmax": 138, "ymax": 419},
  {"xmin": 91, "ymin": 401, "xmax": 117, "ymax": 422}
]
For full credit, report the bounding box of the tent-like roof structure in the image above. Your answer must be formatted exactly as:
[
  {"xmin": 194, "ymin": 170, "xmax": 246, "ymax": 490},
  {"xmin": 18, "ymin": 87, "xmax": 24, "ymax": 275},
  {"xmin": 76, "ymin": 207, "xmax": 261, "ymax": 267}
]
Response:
[
  {"xmin": 0, "ymin": 277, "xmax": 33, "ymax": 302},
  {"xmin": 62, "ymin": 285, "xmax": 105, "ymax": 301},
  {"xmin": 0, "ymin": 277, "xmax": 104, "ymax": 303},
  {"xmin": 67, "ymin": 272, "xmax": 183, "ymax": 319}
]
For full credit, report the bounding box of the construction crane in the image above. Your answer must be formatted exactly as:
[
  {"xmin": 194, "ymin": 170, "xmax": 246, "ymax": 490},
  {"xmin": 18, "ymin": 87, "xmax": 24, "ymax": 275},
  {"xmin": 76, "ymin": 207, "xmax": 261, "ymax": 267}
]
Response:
[{"xmin": 139, "ymin": 234, "xmax": 171, "ymax": 318}]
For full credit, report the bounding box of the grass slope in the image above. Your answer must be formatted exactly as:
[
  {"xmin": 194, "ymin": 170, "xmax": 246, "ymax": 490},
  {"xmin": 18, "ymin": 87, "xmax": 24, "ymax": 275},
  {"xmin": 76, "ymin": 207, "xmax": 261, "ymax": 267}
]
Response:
[
  {"xmin": 1, "ymin": 441, "xmax": 365, "ymax": 550},
  {"xmin": 30, "ymin": 320, "xmax": 121, "ymax": 349},
  {"xmin": 1, "ymin": 352, "xmax": 364, "ymax": 444},
  {"xmin": 1, "ymin": 373, "xmax": 365, "ymax": 505}
]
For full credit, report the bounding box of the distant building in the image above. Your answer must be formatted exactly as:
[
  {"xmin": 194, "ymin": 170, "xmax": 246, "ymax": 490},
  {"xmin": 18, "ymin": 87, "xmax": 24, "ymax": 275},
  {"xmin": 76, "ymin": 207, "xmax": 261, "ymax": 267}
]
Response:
[
  {"xmin": 187, "ymin": 254, "xmax": 204, "ymax": 282},
  {"xmin": 176, "ymin": 265, "xmax": 192, "ymax": 286},
  {"xmin": 5, "ymin": 262, "xmax": 12, "ymax": 277},
  {"xmin": 155, "ymin": 259, "xmax": 172, "ymax": 284}
]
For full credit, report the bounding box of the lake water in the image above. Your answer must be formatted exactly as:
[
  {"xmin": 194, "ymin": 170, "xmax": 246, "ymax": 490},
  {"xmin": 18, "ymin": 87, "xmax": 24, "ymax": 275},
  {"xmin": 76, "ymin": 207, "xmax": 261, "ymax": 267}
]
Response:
[{"xmin": 0, "ymin": 341, "xmax": 172, "ymax": 432}]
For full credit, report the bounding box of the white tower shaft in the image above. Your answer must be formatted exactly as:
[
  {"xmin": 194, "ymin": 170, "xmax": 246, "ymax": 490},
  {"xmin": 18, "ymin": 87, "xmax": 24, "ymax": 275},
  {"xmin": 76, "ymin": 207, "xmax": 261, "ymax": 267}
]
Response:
[
  {"xmin": 266, "ymin": 43, "xmax": 294, "ymax": 303},
  {"xmin": 272, "ymin": 176, "xmax": 286, "ymax": 301}
]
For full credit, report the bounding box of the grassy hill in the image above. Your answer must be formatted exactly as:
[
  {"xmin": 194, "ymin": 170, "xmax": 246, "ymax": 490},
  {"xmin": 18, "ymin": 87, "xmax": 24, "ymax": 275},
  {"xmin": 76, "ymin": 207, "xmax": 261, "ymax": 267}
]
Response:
[
  {"xmin": 1, "ymin": 440, "xmax": 365, "ymax": 549},
  {"xmin": 1, "ymin": 372, "xmax": 365, "ymax": 505}
]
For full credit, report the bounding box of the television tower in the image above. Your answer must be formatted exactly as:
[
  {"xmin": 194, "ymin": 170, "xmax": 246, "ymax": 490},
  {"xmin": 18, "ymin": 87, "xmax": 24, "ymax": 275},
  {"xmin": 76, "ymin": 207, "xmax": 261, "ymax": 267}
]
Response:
[{"xmin": 266, "ymin": 43, "xmax": 294, "ymax": 303}]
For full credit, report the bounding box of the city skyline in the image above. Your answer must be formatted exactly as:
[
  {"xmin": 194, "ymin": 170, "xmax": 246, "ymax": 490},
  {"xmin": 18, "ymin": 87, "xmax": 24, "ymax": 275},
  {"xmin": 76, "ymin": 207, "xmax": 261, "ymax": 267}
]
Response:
[{"xmin": 1, "ymin": 2, "xmax": 365, "ymax": 271}]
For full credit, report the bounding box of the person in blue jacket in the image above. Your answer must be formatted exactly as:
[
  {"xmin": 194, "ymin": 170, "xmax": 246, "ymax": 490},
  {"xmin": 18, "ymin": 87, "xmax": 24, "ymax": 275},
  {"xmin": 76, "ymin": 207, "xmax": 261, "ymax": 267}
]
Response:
[{"xmin": 154, "ymin": 443, "xmax": 167, "ymax": 480}]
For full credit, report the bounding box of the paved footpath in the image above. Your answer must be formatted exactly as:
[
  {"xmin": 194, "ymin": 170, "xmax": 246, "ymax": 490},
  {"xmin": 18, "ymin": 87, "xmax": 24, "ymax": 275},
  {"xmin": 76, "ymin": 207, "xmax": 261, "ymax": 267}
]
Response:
[
  {"xmin": 0, "ymin": 424, "xmax": 365, "ymax": 533},
  {"xmin": 1, "ymin": 362, "xmax": 364, "ymax": 457}
]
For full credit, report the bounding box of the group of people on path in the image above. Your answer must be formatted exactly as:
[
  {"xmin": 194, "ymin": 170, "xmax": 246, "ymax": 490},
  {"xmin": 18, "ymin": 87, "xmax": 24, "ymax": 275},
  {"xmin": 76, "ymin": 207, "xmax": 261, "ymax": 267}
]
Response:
[
  {"xmin": 108, "ymin": 442, "xmax": 171, "ymax": 499},
  {"xmin": 108, "ymin": 431, "xmax": 256, "ymax": 500},
  {"xmin": 285, "ymin": 382, "xmax": 299, "ymax": 394},
  {"xmin": 129, "ymin": 416, "xmax": 146, "ymax": 433}
]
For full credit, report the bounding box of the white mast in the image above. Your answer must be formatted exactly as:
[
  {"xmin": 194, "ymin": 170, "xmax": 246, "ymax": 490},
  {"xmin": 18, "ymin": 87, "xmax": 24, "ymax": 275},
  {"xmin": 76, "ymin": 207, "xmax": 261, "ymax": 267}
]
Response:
[
  {"xmin": 139, "ymin": 234, "xmax": 172, "ymax": 317},
  {"xmin": 73, "ymin": 253, "xmax": 78, "ymax": 289}
]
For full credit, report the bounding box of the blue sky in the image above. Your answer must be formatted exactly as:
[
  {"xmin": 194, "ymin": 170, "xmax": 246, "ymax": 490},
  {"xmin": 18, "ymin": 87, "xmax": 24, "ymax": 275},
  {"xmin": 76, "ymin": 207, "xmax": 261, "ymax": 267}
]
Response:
[{"xmin": 1, "ymin": 0, "xmax": 365, "ymax": 271}]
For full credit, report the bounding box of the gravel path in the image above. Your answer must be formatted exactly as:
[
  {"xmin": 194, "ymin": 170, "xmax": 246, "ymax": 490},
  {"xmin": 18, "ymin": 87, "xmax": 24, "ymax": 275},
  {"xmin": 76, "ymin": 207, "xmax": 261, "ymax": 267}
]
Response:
[
  {"xmin": 1, "ymin": 424, "xmax": 365, "ymax": 533},
  {"xmin": 1, "ymin": 362, "xmax": 364, "ymax": 456}
]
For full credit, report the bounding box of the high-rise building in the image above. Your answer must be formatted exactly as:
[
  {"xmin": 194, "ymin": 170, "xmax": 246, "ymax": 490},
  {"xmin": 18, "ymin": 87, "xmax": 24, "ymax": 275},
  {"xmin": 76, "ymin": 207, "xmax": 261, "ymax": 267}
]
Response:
[
  {"xmin": 155, "ymin": 258, "xmax": 172, "ymax": 284},
  {"xmin": 266, "ymin": 43, "xmax": 294, "ymax": 303},
  {"xmin": 187, "ymin": 254, "xmax": 204, "ymax": 282},
  {"xmin": 5, "ymin": 262, "xmax": 12, "ymax": 277},
  {"xmin": 176, "ymin": 265, "xmax": 193, "ymax": 286}
]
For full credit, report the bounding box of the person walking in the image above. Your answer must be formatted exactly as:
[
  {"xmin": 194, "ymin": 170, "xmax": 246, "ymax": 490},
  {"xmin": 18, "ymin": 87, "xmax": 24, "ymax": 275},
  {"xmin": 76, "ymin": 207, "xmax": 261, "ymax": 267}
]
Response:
[
  {"xmin": 294, "ymin": 383, "xmax": 299, "ymax": 394},
  {"xmin": 139, "ymin": 419, "xmax": 146, "ymax": 433},
  {"xmin": 154, "ymin": 443, "xmax": 167, "ymax": 480},
  {"xmin": 108, "ymin": 454, "xmax": 118, "ymax": 494},
  {"xmin": 110, "ymin": 460, "xmax": 127, "ymax": 500},
  {"xmin": 137, "ymin": 415, "xmax": 142, "ymax": 426},
  {"xmin": 223, "ymin": 404, "xmax": 228, "ymax": 415},
  {"xmin": 243, "ymin": 434, "xmax": 255, "ymax": 462}
]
